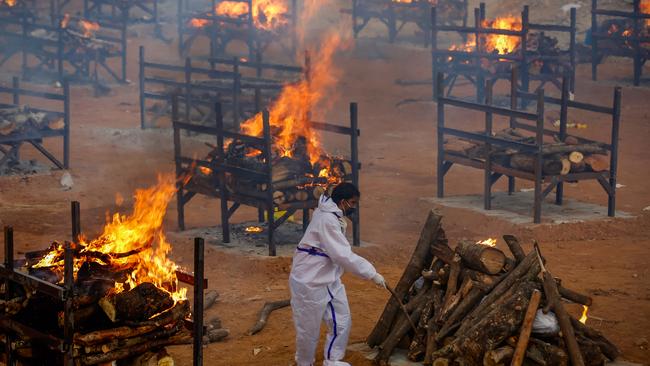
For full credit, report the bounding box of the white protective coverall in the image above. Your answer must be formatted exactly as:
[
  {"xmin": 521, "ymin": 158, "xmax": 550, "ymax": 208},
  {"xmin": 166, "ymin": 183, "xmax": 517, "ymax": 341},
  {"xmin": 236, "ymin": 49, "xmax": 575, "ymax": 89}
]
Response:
[{"xmin": 289, "ymin": 195, "xmax": 377, "ymax": 366}]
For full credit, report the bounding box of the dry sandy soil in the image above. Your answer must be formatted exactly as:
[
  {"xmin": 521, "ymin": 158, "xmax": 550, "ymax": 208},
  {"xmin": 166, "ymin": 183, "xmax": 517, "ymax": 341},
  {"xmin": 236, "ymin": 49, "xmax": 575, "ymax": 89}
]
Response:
[{"xmin": 0, "ymin": 0, "xmax": 649, "ymax": 365}]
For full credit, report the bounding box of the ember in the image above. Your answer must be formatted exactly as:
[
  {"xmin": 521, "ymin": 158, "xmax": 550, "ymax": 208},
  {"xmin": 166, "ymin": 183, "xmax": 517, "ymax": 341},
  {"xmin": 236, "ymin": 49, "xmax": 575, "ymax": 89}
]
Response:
[
  {"xmin": 245, "ymin": 226, "xmax": 264, "ymax": 233},
  {"xmin": 476, "ymin": 238, "xmax": 497, "ymax": 247}
]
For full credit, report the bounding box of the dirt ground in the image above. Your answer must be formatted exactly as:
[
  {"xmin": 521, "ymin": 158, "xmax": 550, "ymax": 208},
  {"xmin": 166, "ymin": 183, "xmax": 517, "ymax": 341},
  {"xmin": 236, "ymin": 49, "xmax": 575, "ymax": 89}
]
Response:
[{"xmin": 0, "ymin": 0, "xmax": 649, "ymax": 365}]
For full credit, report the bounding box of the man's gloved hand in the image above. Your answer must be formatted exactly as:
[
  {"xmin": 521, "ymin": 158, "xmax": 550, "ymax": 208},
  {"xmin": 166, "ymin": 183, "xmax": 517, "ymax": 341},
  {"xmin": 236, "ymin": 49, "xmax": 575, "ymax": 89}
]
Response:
[{"xmin": 372, "ymin": 273, "xmax": 386, "ymax": 288}]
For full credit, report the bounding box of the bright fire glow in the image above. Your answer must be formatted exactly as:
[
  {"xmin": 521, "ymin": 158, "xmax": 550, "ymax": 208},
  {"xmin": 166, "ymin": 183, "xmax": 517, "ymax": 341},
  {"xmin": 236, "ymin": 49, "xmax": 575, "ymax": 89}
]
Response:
[
  {"xmin": 476, "ymin": 238, "xmax": 497, "ymax": 247},
  {"xmin": 448, "ymin": 15, "xmax": 522, "ymax": 57},
  {"xmin": 240, "ymin": 34, "xmax": 343, "ymax": 165},
  {"xmin": 79, "ymin": 19, "xmax": 100, "ymax": 38},
  {"xmin": 60, "ymin": 13, "xmax": 71, "ymax": 29},
  {"xmin": 198, "ymin": 166, "xmax": 212, "ymax": 175},
  {"xmin": 188, "ymin": 17, "xmax": 211, "ymax": 28},
  {"xmin": 642, "ymin": 1, "xmax": 650, "ymax": 27},
  {"xmin": 245, "ymin": 226, "xmax": 264, "ymax": 233},
  {"xmin": 2, "ymin": 0, "xmax": 17, "ymax": 7},
  {"xmin": 34, "ymin": 175, "xmax": 187, "ymax": 303},
  {"xmin": 579, "ymin": 305, "xmax": 589, "ymax": 324},
  {"xmin": 215, "ymin": 0, "xmax": 288, "ymax": 30}
]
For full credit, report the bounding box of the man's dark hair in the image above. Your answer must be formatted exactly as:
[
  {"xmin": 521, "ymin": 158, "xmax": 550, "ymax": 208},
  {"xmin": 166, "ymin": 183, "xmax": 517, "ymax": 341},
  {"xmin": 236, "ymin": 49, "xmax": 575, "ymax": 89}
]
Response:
[{"xmin": 330, "ymin": 182, "xmax": 360, "ymax": 204}]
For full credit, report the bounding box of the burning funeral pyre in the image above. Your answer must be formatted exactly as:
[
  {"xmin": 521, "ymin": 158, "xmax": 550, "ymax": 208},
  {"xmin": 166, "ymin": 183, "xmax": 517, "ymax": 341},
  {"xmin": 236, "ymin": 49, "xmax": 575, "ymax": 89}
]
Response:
[
  {"xmin": 1, "ymin": 175, "xmax": 227, "ymax": 365},
  {"xmin": 191, "ymin": 35, "xmax": 354, "ymax": 206},
  {"xmin": 368, "ymin": 211, "xmax": 619, "ymax": 365},
  {"xmin": 188, "ymin": 0, "xmax": 291, "ymax": 34},
  {"xmin": 593, "ymin": 1, "xmax": 650, "ymax": 57},
  {"xmin": 446, "ymin": 15, "xmax": 571, "ymax": 77}
]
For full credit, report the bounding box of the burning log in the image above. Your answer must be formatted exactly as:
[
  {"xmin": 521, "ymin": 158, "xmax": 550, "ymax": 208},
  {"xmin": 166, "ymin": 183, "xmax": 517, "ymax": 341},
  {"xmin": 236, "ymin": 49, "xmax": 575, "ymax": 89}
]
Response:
[
  {"xmin": 99, "ymin": 282, "xmax": 174, "ymax": 322},
  {"xmin": 455, "ymin": 240, "xmax": 505, "ymax": 275}
]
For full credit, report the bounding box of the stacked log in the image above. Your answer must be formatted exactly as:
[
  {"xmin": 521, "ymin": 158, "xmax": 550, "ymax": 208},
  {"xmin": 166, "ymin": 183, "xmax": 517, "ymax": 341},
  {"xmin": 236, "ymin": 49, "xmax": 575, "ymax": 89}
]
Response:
[
  {"xmin": 367, "ymin": 211, "xmax": 619, "ymax": 365},
  {"xmin": 0, "ymin": 106, "xmax": 64, "ymax": 136},
  {"xmin": 198, "ymin": 138, "xmax": 354, "ymax": 204},
  {"xmin": 4, "ymin": 247, "xmax": 229, "ymax": 365},
  {"xmin": 444, "ymin": 128, "xmax": 611, "ymax": 175}
]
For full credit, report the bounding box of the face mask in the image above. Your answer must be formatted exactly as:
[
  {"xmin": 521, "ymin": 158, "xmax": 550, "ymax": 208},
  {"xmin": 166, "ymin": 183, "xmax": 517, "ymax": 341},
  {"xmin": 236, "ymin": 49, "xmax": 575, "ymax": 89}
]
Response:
[{"xmin": 342, "ymin": 200, "xmax": 356, "ymax": 217}]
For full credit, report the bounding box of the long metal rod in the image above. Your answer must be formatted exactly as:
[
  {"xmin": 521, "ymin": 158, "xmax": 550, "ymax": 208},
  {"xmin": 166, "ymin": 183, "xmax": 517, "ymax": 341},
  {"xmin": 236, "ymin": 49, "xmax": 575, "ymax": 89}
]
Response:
[
  {"xmin": 193, "ymin": 237, "xmax": 205, "ymax": 366},
  {"xmin": 350, "ymin": 102, "xmax": 360, "ymax": 247},
  {"xmin": 385, "ymin": 284, "xmax": 417, "ymax": 333}
]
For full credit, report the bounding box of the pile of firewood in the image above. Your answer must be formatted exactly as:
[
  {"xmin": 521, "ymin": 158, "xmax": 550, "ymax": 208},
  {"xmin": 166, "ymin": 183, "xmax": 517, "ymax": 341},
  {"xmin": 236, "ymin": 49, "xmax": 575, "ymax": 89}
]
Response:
[
  {"xmin": 0, "ymin": 106, "xmax": 64, "ymax": 136},
  {"xmin": 190, "ymin": 137, "xmax": 352, "ymax": 204},
  {"xmin": 444, "ymin": 128, "xmax": 610, "ymax": 176},
  {"xmin": 3, "ymin": 244, "xmax": 227, "ymax": 365},
  {"xmin": 368, "ymin": 210, "xmax": 619, "ymax": 365}
]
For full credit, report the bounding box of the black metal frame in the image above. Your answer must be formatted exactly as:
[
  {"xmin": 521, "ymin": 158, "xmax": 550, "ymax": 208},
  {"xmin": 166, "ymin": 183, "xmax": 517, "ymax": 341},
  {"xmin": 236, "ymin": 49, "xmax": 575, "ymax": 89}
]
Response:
[
  {"xmin": 436, "ymin": 71, "xmax": 622, "ymax": 223},
  {"xmin": 177, "ymin": 0, "xmax": 298, "ymax": 60},
  {"xmin": 431, "ymin": 3, "xmax": 577, "ymax": 102},
  {"xmin": 172, "ymin": 98, "xmax": 361, "ymax": 256},
  {"xmin": 348, "ymin": 0, "xmax": 468, "ymax": 47},
  {"xmin": 0, "ymin": 13, "xmax": 128, "ymax": 92},
  {"xmin": 82, "ymin": 0, "xmax": 160, "ymax": 26},
  {"xmin": 139, "ymin": 45, "xmax": 305, "ymax": 129},
  {"xmin": 1, "ymin": 202, "xmax": 208, "ymax": 365},
  {"xmin": 0, "ymin": 76, "xmax": 70, "ymax": 170},
  {"xmin": 590, "ymin": 0, "xmax": 650, "ymax": 86}
]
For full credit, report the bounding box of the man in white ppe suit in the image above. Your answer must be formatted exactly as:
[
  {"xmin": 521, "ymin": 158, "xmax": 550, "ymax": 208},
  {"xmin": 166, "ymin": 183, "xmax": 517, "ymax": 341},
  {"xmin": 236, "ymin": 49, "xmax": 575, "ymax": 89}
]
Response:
[{"xmin": 290, "ymin": 182, "xmax": 386, "ymax": 366}]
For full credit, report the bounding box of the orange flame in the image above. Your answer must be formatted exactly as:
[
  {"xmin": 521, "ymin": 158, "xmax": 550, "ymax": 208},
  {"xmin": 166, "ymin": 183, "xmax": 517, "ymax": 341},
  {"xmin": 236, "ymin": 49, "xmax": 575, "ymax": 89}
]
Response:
[
  {"xmin": 34, "ymin": 175, "xmax": 187, "ymax": 303},
  {"xmin": 2, "ymin": 0, "xmax": 17, "ymax": 7},
  {"xmin": 240, "ymin": 34, "xmax": 344, "ymax": 165},
  {"xmin": 448, "ymin": 15, "xmax": 522, "ymax": 57},
  {"xmin": 79, "ymin": 19, "xmax": 100, "ymax": 38},
  {"xmin": 198, "ymin": 166, "xmax": 212, "ymax": 175},
  {"xmin": 483, "ymin": 16, "xmax": 522, "ymax": 55},
  {"xmin": 579, "ymin": 305, "xmax": 589, "ymax": 324},
  {"xmin": 245, "ymin": 226, "xmax": 264, "ymax": 233},
  {"xmin": 215, "ymin": 0, "xmax": 288, "ymax": 30},
  {"xmin": 188, "ymin": 17, "xmax": 211, "ymax": 28},
  {"xmin": 60, "ymin": 13, "xmax": 71, "ymax": 29},
  {"xmin": 476, "ymin": 238, "xmax": 497, "ymax": 247},
  {"xmin": 642, "ymin": 1, "xmax": 650, "ymax": 27}
]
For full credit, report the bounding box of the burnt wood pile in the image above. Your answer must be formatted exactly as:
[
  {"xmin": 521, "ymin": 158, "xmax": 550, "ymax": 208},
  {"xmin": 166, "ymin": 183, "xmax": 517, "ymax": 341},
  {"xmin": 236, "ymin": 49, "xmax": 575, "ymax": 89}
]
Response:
[
  {"xmin": 436, "ymin": 71, "xmax": 622, "ymax": 223},
  {"xmin": 0, "ymin": 206, "xmax": 216, "ymax": 365},
  {"xmin": 0, "ymin": 76, "xmax": 70, "ymax": 172},
  {"xmin": 590, "ymin": 0, "xmax": 650, "ymax": 86},
  {"xmin": 430, "ymin": 2, "xmax": 577, "ymax": 102},
  {"xmin": 367, "ymin": 210, "xmax": 620, "ymax": 366},
  {"xmin": 344, "ymin": 0, "xmax": 467, "ymax": 46},
  {"xmin": 177, "ymin": 0, "xmax": 297, "ymax": 60},
  {"xmin": 173, "ymin": 99, "xmax": 361, "ymax": 256},
  {"xmin": 139, "ymin": 45, "xmax": 304, "ymax": 129},
  {"xmin": 0, "ymin": 12, "xmax": 127, "ymax": 94},
  {"xmin": 52, "ymin": 0, "xmax": 166, "ymax": 41}
]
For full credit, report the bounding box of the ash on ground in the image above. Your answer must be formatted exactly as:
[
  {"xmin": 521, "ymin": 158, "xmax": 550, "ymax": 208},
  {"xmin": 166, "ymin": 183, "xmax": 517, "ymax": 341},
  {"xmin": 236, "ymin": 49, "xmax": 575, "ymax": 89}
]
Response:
[
  {"xmin": 169, "ymin": 221, "xmax": 306, "ymax": 256},
  {"xmin": 0, "ymin": 159, "xmax": 50, "ymax": 176}
]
